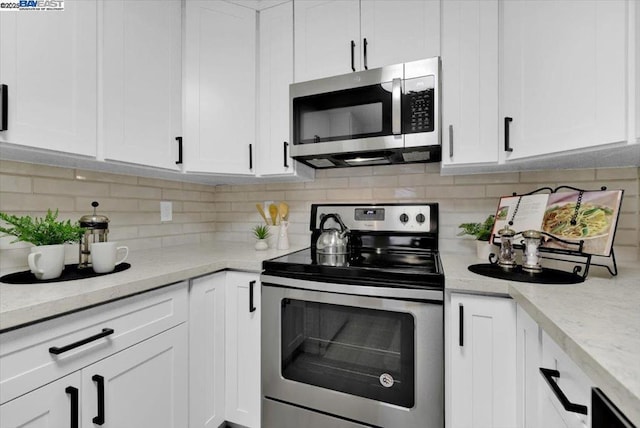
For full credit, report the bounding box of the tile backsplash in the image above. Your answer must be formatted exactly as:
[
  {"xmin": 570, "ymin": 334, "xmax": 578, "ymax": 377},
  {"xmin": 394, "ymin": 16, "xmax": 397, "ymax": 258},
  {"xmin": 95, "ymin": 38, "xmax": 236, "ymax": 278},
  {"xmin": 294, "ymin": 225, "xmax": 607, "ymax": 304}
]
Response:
[{"xmin": 1, "ymin": 160, "xmax": 638, "ymax": 269}]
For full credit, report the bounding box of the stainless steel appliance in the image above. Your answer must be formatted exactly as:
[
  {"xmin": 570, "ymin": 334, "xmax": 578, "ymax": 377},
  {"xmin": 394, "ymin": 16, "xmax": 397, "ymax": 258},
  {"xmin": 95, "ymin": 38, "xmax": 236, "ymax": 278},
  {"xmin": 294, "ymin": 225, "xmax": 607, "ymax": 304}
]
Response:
[
  {"xmin": 261, "ymin": 203, "xmax": 444, "ymax": 428},
  {"xmin": 592, "ymin": 388, "xmax": 636, "ymax": 427},
  {"xmin": 78, "ymin": 201, "xmax": 109, "ymax": 269},
  {"xmin": 289, "ymin": 58, "xmax": 441, "ymax": 168}
]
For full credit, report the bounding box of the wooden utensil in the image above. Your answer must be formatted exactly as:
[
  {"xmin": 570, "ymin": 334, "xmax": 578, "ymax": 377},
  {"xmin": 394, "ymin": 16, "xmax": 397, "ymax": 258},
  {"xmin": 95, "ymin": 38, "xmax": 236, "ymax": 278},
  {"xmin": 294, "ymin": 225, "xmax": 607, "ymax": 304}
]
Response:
[
  {"xmin": 268, "ymin": 204, "xmax": 278, "ymax": 225},
  {"xmin": 279, "ymin": 202, "xmax": 289, "ymax": 221},
  {"xmin": 256, "ymin": 204, "xmax": 269, "ymax": 225}
]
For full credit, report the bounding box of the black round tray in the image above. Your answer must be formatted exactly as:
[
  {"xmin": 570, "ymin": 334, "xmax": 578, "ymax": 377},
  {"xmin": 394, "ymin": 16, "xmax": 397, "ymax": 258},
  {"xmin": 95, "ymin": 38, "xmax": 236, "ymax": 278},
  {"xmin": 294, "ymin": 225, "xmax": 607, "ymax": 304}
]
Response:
[
  {"xmin": 0, "ymin": 263, "xmax": 131, "ymax": 284},
  {"xmin": 468, "ymin": 263, "xmax": 584, "ymax": 284}
]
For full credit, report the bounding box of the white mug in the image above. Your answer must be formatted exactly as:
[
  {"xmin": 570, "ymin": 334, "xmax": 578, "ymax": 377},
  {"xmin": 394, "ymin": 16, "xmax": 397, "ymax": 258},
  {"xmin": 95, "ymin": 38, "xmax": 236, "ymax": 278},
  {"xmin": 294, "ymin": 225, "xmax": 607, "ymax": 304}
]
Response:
[
  {"xmin": 28, "ymin": 244, "xmax": 65, "ymax": 280},
  {"xmin": 91, "ymin": 242, "xmax": 129, "ymax": 274}
]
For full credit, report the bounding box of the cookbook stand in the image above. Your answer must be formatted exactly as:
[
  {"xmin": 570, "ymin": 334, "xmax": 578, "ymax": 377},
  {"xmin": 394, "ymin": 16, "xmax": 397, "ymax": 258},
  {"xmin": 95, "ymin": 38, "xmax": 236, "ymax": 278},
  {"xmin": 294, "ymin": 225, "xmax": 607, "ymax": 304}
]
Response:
[{"xmin": 480, "ymin": 185, "xmax": 619, "ymax": 283}]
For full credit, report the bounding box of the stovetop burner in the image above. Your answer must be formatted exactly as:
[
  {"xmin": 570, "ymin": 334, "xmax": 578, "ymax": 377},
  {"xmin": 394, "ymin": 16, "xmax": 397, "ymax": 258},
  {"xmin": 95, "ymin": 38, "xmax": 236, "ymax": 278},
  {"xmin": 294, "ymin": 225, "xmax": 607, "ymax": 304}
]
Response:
[{"xmin": 262, "ymin": 203, "xmax": 444, "ymax": 289}]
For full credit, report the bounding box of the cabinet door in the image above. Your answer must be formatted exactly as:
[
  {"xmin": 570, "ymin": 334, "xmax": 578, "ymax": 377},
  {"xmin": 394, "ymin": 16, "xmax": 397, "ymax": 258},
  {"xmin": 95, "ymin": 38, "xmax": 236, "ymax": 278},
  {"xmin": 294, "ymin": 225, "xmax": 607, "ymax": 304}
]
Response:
[
  {"xmin": 82, "ymin": 324, "xmax": 188, "ymax": 428},
  {"xmin": 189, "ymin": 273, "xmax": 226, "ymax": 428},
  {"xmin": 501, "ymin": 0, "xmax": 628, "ymax": 161},
  {"xmin": 449, "ymin": 293, "xmax": 517, "ymax": 428},
  {"xmin": 102, "ymin": 0, "xmax": 182, "ymax": 170},
  {"xmin": 0, "ymin": 372, "xmax": 81, "ymax": 428},
  {"xmin": 516, "ymin": 305, "xmax": 541, "ymax": 428},
  {"xmin": 294, "ymin": 0, "xmax": 360, "ymax": 82},
  {"xmin": 441, "ymin": 0, "xmax": 499, "ymax": 167},
  {"xmin": 257, "ymin": 1, "xmax": 295, "ymax": 176},
  {"xmin": 538, "ymin": 331, "xmax": 591, "ymax": 428},
  {"xmin": 0, "ymin": 0, "xmax": 97, "ymax": 156},
  {"xmin": 360, "ymin": 0, "xmax": 439, "ymax": 70},
  {"xmin": 225, "ymin": 272, "xmax": 260, "ymax": 428},
  {"xmin": 184, "ymin": 0, "xmax": 256, "ymax": 174}
]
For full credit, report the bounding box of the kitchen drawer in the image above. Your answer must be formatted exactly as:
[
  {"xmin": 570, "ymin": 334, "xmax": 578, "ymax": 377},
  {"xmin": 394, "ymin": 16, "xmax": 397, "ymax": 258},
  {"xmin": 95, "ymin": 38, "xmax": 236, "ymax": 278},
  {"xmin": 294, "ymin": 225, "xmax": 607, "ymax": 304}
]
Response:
[
  {"xmin": 539, "ymin": 331, "xmax": 592, "ymax": 428},
  {"xmin": 0, "ymin": 282, "xmax": 188, "ymax": 404}
]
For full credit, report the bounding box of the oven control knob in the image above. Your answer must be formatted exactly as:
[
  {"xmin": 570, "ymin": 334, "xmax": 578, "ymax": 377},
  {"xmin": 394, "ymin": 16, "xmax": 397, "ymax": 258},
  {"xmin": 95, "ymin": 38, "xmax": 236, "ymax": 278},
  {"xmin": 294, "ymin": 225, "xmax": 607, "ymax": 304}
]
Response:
[
  {"xmin": 416, "ymin": 213, "xmax": 426, "ymax": 224},
  {"xmin": 399, "ymin": 213, "xmax": 409, "ymax": 224}
]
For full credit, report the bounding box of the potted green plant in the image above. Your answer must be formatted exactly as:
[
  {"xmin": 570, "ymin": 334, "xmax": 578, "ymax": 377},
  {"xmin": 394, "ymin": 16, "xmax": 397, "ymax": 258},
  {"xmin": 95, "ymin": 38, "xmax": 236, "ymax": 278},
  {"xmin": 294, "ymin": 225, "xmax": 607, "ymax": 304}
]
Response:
[
  {"xmin": 252, "ymin": 224, "xmax": 271, "ymax": 251},
  {"xmin": 457, "ymin": 215, "xmax": 496, "ymax": 260},
  {"xmin": 0, "ymin": 209, "xmax": 85, "ymax": 279}
]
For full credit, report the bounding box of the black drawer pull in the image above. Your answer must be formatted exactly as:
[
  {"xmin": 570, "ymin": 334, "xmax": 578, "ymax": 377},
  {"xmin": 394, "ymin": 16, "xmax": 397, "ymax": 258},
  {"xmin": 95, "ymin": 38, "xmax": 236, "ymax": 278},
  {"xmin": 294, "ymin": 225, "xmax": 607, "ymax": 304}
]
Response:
[
  {"xmin": 249, "ymin": 280, "xmax": 256, "ymax": 313},
  {"xmin": 504, "ymin": 117, "xmax": 514, "ymax": 152},
  {"xmin": 458, "ymin": 304, "xmax": 464, "ymax": 347},
  {"xmin": 92, "ymin": 374, "xmax": 106, "ymax": 425},
  {"xmin": 283, "ymin": 141, "xmax": 289, "ymax": 168},
  {"xmin": 175, "ymin": 136, "xmax": 183, "ymax": 165},
  {"xmin": 0, "ymin": 84, "xmax": 7, "ymax": 131},
  {"xmin": 49, "ymin": 328, "xmax": 114, "ymax": 355},
  {"xmin": 539, "ymin": 367, "xmax": 588, "ymax": 415},
  {"xmin": 65, "ymin": 386, "xmax": 79, "ymax": 428}
]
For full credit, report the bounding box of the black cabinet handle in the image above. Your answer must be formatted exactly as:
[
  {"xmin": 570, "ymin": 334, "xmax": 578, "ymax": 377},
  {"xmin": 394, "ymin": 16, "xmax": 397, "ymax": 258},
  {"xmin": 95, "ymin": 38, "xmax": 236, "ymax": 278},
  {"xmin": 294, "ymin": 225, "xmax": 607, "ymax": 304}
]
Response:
[
  {"xmin": 249, "ymin": 280, "xmax": 256, "ymax": 313},
  {"xmin": 449, "ymin": 125, "xmax": 454, "ymax": 158},
  {"xmin": 249, "ymin": 144, "xmax": 253, "ymax": 170},
  {"xmin": 350, "ymin": 40, "xmax": 356, "ymax": 72},
  {"xmin": 0, "ymin": 84, "xmax": 7, "ymax": 131},
  {"xmin": 504, "ymin": 117, "xmax": 513, "ymax": 152},
  {"xmin": 92, "ymin": 375, "xmax": 106, "ymax": 425},
  {"xmin": 283, "ymin": 141, "xmax": 289, "ymax": 168},
  {"xmin": 49, "ymin": 328, "xmax": 114, "ymax": 355},
  {"xmin": 458, "ymin": 304, "xmax": 464, "ymax": 347},
  {"xmin": 65, "ymin": 386, "xmax": 79, "ymax": 428},
  {"xmin": 175, "ymin": 136, "xmax": 183, "ymax": 165},
  {"xmin": 539, "ymin": 368, "xmax": 588, "ymax": 415},
  {"xmin": 363, "ymin": 38, "xmax": 368, "ymax": 70}
]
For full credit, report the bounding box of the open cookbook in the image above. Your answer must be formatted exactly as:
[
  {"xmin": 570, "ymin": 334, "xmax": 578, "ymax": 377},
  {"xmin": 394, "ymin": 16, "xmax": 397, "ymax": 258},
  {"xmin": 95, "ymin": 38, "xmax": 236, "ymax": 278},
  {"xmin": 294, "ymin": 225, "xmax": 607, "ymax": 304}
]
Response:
[{"xmin": 491, "ymin": 189, "xmax": 624, "ymax": 256}]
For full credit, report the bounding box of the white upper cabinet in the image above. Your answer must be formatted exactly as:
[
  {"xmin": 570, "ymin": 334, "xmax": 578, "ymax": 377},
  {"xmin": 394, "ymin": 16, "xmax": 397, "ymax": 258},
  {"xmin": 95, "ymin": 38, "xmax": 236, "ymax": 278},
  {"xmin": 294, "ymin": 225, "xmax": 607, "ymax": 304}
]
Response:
[
  {"xmin": 184, "ymin": 0, "xmax": 257, "ymax": 175},
  {"xmin": 500, "ymin": 0, "xmax": 629, "ymax": 161},
  {"xmin": 257, "ymin": 1, "xmax": 295, "ymax": 176},
  {"xmin": 0, "ymin": 0, "xmax": 97, "ymax": 157},
  {"xmin": 101, "ymin": 0, "xmax": 182, "ymax": 170},
  {"xmin": 294, "ymin": 0, "xmax": 360, "ymax": 82},
  {"xmin": 441, "ymin": 0, "xmax": 499, "ymax": 167},
  {"xmin": 359, "ymin": 0, "xmax": 440, "ymax": 70},
  {"xmin": 294, "ymin": 0, "xmax": 439, "ymax": 83}
]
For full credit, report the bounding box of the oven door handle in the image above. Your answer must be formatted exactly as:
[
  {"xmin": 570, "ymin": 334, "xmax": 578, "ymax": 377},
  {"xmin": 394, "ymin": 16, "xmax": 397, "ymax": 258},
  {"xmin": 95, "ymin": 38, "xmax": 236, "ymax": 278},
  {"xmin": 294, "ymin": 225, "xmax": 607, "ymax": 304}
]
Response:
[
  {"xmin": 261, "ymin": 275, "xmax": 443, "ymax": 302},
  {"xmin": 392, "ymin": 78, "xmax": 402, "ymax": 135}
]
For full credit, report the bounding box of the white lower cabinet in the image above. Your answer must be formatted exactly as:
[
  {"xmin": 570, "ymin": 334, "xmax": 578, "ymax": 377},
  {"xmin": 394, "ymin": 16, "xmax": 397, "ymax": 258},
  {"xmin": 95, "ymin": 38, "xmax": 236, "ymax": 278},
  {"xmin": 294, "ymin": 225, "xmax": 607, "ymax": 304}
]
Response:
[
  {"xmin": 189, "ymin": 271, "xmax": 261, "ymax": 428},
  {"xmin": 539, "ymin": 331, "xmax": 592, "ymax": 428},
  {"xmin": 189, "ymin": 272, "xmax": 226, "ymax": 428},
  {"xmin": 516, "ymin": 304, "xmax": 542, "ymax": 428},
  {"xmin": 448, "ymin": 293, "xmax": 517, "ymax": 428},
  {"xmin": 224, "ymin": 271, "xmax": 261, "ymax": 428},
  {"xmin": 0, "ymin": 283, "xmax": 188, "ymax": 428}
]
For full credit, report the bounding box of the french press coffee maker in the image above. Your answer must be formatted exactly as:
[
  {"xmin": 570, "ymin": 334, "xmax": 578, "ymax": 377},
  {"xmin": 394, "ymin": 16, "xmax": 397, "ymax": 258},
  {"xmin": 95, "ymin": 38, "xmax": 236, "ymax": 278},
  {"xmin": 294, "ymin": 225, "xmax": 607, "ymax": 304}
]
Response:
[{"xmin": 78, "ymin": 201, "xmax": 109, "ymax": 269}]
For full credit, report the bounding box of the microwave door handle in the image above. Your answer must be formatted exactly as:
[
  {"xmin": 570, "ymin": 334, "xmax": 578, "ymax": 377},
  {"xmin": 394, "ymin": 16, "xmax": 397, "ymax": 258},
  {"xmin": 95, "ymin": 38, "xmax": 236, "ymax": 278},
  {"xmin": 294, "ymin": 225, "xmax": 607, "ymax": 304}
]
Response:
[{"xmin": 392, "ymin": 78, "xmax": 401, "ymax": 135}]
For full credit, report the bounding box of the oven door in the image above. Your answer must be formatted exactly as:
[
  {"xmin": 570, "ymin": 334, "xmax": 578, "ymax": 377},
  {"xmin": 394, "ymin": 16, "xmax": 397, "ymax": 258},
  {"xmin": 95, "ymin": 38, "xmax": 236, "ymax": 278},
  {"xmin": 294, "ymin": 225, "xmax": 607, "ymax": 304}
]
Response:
[{"xmin": 261, "ymin": 275, "xmax": 443, "ymax": 428}]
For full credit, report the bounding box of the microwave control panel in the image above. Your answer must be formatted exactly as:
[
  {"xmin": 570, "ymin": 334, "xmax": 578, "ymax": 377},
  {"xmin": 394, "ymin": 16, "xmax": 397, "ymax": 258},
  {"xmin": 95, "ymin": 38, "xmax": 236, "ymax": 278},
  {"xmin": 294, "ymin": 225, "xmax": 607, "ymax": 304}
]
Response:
[{"xmin": 403, "ymin": 76, "xmax": 434, "ymax": 134}]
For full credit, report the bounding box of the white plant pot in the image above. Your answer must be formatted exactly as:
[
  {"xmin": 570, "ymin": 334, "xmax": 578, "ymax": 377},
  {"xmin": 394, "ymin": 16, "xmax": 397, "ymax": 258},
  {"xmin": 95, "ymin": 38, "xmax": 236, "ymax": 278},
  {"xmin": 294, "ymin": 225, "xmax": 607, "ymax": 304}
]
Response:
[
  {"xmin": 476, "ymin": 240, "xmax": 495, "ymax": 262},
  {"xmin": 28, "ymin": 244, "xmax": 65, "ymax": 280},
  {"xmin": 255, "ymin": 239, "xmax": 269, "ymax": 251}
]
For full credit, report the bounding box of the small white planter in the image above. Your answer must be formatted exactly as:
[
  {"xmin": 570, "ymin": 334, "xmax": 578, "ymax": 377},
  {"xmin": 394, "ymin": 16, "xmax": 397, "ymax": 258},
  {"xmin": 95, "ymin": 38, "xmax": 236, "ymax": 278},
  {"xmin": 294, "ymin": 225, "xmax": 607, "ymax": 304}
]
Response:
[
  {"xmin": 254, "ymin": 239, "xmax": 269, "ymax": 251},
  {"xmin": 476, "ymin": 240, "xmax": 495, "ymax": 261}
]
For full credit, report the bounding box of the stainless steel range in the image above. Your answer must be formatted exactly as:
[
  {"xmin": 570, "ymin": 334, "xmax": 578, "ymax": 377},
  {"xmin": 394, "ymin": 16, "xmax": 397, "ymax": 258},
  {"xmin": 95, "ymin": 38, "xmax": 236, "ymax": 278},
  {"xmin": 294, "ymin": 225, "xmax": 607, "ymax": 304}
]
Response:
[{"xmin": 261, "ymin": 203, "xmax": 444, "ymax": 428}]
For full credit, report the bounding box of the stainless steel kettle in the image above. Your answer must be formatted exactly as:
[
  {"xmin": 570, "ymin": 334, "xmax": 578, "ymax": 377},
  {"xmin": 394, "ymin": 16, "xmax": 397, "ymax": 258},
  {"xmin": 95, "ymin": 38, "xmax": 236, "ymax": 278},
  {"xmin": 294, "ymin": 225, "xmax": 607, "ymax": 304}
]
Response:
[{"xmin": 316, "ymin": 213, "xmax": 350, "ymax": 255}]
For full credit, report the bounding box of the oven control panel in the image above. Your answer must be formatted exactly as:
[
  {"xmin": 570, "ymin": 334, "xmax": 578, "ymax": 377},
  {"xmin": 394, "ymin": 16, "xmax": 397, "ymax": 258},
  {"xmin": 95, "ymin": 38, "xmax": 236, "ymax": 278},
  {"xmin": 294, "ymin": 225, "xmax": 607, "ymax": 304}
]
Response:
[{"xmin": 314, "ymin": 203, "xmax": 436, "ymax": 233}]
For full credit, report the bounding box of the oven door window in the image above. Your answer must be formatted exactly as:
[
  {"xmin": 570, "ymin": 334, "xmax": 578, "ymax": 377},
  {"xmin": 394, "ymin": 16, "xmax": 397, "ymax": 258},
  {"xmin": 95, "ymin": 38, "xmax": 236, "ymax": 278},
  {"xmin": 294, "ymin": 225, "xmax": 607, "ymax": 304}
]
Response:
[
  {"xmin": 292, "ymin": 83, "xmax": 393, "ymax": 145},
  {"xmin": 281, "ymin": 299, "xmax": 415, "ymax": 408}
]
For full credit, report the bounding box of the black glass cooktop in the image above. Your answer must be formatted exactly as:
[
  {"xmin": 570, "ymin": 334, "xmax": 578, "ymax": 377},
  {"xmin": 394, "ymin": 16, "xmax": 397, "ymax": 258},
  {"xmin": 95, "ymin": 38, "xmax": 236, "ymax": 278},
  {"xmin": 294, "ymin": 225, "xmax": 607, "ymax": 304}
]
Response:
[{"xmin": 263, "ymin": 248, "xmax": 444, "ymax": 289}]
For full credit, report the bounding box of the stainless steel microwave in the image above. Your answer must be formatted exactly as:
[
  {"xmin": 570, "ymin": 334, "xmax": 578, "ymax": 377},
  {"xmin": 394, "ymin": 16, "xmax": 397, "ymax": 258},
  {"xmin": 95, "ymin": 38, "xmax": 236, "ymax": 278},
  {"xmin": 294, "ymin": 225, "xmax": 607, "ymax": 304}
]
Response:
[{"xmin": 289, "ymin": 57, "xmax": 441, "ymax": 169}]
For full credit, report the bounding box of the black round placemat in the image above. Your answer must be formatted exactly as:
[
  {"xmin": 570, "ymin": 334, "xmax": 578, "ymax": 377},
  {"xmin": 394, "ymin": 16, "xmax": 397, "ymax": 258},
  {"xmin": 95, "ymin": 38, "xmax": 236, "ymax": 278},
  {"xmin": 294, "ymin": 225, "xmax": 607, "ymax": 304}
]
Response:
[
  {"xmin": 468, "ymin": 263, "xmax": 584, "ymax": 284},
  {"xmin": 0, "ymin": 263, "xmax": 131, "ymax": 284}
]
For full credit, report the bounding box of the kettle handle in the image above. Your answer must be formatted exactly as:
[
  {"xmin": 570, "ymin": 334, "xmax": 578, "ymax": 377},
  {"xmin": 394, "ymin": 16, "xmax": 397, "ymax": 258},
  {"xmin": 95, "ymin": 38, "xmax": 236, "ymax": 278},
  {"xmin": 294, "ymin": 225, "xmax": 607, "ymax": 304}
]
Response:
[{"xmin": 319, "ymin": 213, "xmax": 350, "ymax": 236}]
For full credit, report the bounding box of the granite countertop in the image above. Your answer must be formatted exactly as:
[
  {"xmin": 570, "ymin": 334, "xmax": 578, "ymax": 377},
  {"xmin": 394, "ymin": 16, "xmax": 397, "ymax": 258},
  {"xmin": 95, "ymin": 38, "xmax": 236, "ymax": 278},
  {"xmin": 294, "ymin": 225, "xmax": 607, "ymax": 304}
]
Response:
[
  {"xmin": 1, "ymin": 243, "xmax": 638, "ymax": 423},
  {"xmin": 443, "ymin": 254, "xmax": 640, "ymax": 425},
  {"xmin": 0, "ymin": 241, "xmax": 305, "ymax": 332}
]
